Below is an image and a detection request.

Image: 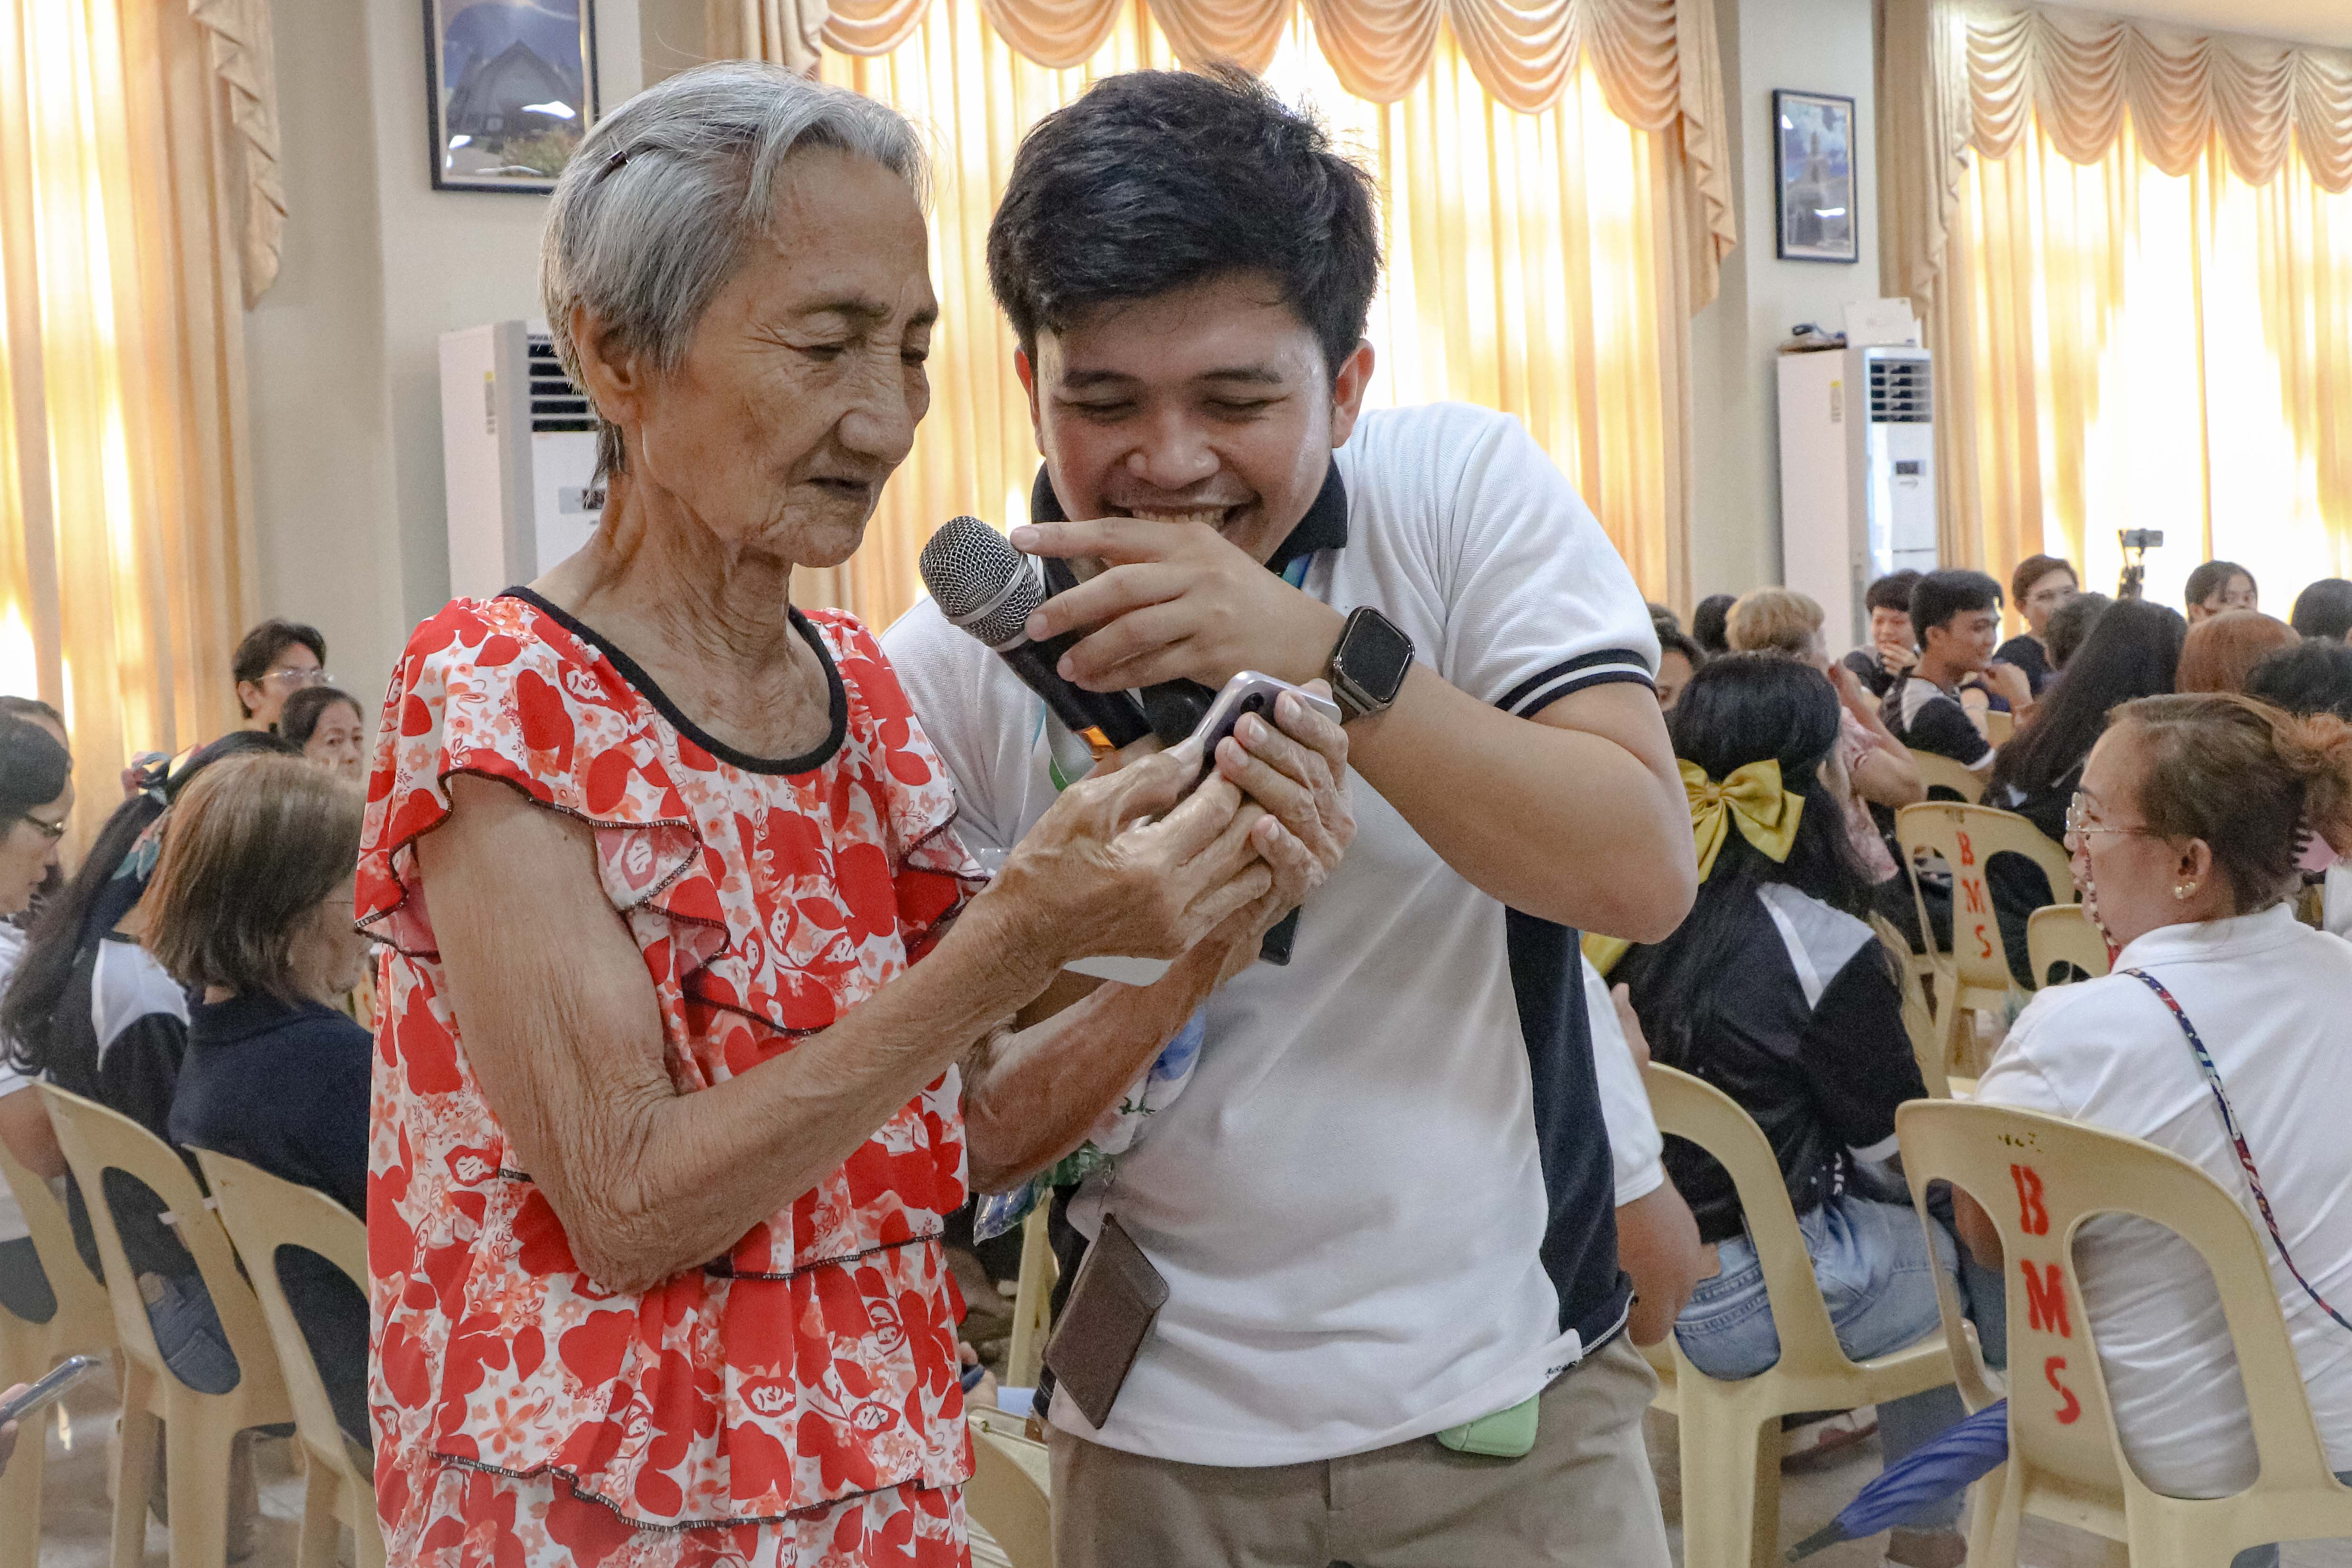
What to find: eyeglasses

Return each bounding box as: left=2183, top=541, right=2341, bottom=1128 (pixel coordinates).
left=12, top=812, right=66, bottom=843
left=263, top=667, right=333, bottom=688
left=2064, top=792, right=2158, bottom=843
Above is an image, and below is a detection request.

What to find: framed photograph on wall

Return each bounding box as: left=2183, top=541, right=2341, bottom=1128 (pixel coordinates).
left=1774, top=90, right=1857, bottom=262
left=426, top=0, right=599, bottom=194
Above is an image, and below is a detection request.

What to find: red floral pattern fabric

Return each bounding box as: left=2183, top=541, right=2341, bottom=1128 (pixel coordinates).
left=358, top=594, right=982, bottom=1553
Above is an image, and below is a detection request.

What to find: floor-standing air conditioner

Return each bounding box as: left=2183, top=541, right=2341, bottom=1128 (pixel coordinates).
left=439, top=321, right=602, bottom=602
left=1777, top=345, right=1938, bottom=649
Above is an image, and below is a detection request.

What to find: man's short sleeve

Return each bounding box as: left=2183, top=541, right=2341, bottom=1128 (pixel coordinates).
left=1912, top=693, right=1994, bottom=770
left=1394, top=407, right=1658, bottom=719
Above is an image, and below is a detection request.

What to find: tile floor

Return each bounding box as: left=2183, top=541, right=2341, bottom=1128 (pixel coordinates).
left=23, top=1367, right=2352, bottom=1566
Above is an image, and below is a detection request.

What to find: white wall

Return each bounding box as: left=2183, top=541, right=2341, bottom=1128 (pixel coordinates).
left=1686, top=0, right=1880, bottom=603
left=246, top=0, right=641, bottom=705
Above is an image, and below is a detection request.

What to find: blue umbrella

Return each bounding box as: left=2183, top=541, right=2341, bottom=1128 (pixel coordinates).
left=1786, top=1400, right=2010, bottom=1560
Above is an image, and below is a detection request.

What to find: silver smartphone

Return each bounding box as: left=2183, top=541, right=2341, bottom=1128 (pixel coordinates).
left=1190, top=671, right=1342, bottom=784
left=0, top=1354, right=103, bottom=1425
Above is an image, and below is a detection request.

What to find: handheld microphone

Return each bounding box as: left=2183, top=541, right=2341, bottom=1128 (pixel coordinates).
left=920, top=516, right=1152, bottom=749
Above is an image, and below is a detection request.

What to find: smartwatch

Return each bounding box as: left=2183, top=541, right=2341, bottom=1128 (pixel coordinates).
left=1324, top=605, right=1414, bottom=723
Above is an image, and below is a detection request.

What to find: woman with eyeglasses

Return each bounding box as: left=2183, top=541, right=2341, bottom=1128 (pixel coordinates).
left=0, top=715, right=73, bottom=1329
left=1965, top=694, right=2352, bottom=1565
left=230, top=618, right=330, bottom=733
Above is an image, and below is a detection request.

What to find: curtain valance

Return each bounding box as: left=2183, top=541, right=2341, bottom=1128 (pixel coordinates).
left=713, top=0, right=1733, bottom=293
left=188, top=0, right=284, bottom=302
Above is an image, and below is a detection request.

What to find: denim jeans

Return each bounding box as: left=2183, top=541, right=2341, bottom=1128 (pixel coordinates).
left=1674, top=1191, right=2008, bottom=1532
left=144, top=1270, right=241, bottom=1394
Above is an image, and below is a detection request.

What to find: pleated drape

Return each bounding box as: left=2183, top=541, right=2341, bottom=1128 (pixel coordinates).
left=0, top=0, right=274, bottom=847
left=1879, top=0, right=2352, bottom=612
left=761, top=0, right=1724, bottom=623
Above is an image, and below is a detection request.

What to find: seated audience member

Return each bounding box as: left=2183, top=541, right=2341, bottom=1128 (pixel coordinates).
left=1884, top=569, right=2022, bottom=772
left=0, top=717, right=72, bottom=1326
left=1582, top=959, right=1702, bottom=1346
left=1617, top=654, right=2002, bottom=1568
left=2184, top=559, right=2258, bottom=624
left=1656, top=625, right=1702, bottom=714
left=1989, top=600, right=2186, bottom=844
left=1996, top=554, right=2078, bottom=697
left=1648, top=601, right=1681, bottom=634
left=1845, top=568, right=1925, bottom=699
left=1691, top=592, right=1736, bottom=658
left=1967, top=694, right=2352, bottom=1566
left=148, top=754, right=373, bottom=1449
left=2244, top=641, right=2352, bottom=941
left=1727, top=588, right=1920, bottom=880
left=231, top=618, right=328, bottom=733
left=0, top=733, right=295, bottom=1375
left=2178, top=610, right=2298, bottom=695
left=2045, top=590, right=2113, bottom=673
left=2289, top=578, right=2352, bottom=643
left=0, top=697, right=66, bottom=752
left=277, top=685, right=366, bottom=784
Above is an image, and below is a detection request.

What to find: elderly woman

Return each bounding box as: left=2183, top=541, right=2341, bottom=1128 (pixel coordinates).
left=1967, top=694, right=2352, bottom=1566
left=358, top=64, right=1349, bottom=1566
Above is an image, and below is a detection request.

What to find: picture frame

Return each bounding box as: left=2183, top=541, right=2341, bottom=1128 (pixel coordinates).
left=425, top=0, right=600, bottom=194
left=1774, top=90, right=1858, bottom=263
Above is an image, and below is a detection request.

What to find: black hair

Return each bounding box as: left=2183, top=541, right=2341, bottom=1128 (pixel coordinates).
left=231, top=619, right=327, bottom=718
left=1690, top=593, right=1737, bottom=658
left=1989, top=599, right=2184, bottom=805
left=1657, top=626, right=1703, bottom=672
left=2290, top=578, right=2352, bottom=642
left=278, top=685, right=363, bottom=750
left=0, top=696, right=63, bottom=737
left=1619, top=655, right=1882, bottom=1070
left=2044, top=591, right=2113, bottom=670
left=985, top=67, right=1381, bottom=384
left=1, top=730, right=295, bottom=1079
left=1647, top=602, right=1682, bottom=634
left=1910, top=569, right=2003, bottom=638
left=2246, top=640, right=2352, bottom=723
left=0, top=717, right=70, bottom=828
left=1864, top=570, right=1924, bottom=617
left=2185, top=560, right=2255, bottom=612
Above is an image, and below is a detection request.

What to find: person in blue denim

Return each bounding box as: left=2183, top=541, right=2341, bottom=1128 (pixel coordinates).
left=1615, top=654, right=2005, bottom=1568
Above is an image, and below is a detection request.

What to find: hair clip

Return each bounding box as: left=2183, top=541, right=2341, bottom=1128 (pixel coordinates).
left=603, top=146, right=631, bottom=174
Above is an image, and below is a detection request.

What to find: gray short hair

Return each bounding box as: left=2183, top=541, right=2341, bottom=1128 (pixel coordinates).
left=540, top=62, right=928, bottom=481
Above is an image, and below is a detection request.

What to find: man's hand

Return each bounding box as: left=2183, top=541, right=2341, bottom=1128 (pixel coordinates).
left=1982, top=660, right=2034, bottom=712
left=1874, top=639, right=1918, bottom=679
left=1011, top=518, right=1345, bottom=691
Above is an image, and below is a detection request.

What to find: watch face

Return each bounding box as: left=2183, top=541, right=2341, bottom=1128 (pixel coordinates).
left=1343, top=610, right=1414, bottom=705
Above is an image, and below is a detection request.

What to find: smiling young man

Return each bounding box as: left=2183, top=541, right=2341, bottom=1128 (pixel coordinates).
left=882, top=68, right=1693, bottom=1567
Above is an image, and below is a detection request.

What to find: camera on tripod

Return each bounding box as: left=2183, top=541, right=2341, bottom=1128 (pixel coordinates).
left=2119, top=528, right=2163, bottom=600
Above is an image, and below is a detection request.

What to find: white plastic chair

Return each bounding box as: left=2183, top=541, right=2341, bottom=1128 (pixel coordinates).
left=0, top=1126, right=115, bottom=1568
left=1895, top=802, right=2076, bottom=1081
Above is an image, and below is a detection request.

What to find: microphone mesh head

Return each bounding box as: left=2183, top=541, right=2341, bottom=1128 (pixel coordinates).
left=921, top=516, right=1041, bottom=647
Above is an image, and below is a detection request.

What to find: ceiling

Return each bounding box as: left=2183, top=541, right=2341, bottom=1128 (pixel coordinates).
left=2096, top=0, right=2352, bottom=48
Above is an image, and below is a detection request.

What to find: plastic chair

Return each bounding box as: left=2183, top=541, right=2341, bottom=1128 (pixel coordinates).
left=191, top=1149, right=382, bottom=1568
left=1983, top=709, right=2015, bottom=746
left=1643, top=1063, right=1959, bottom=1567
left=38, top=1085, right=293, bottom=1568
left=1874, top=911, right=1953, bottom=1099
left=1910, top=749, right=1987, bottom=805
left=0, top=1126, right=115, bottom=1568
left=1897, top=1100, right=2352, bottom=1568
left=1895, top=803, right=2077, bottom=1080
left=1004, top=1205, right=1057, bottom=1391
left=966, top=1407, right=1052, bottom=1568
left=2026, top=903, right=2109, bottom=989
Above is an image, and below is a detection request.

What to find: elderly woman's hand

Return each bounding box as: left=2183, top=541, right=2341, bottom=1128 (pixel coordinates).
left=984, top=744, right=1280, bottom=968
left=1211, top=681, right=1352, bottom=887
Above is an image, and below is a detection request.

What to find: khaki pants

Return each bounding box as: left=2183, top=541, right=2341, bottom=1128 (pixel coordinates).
left=1048, top=1336, right=1670, bottom=1568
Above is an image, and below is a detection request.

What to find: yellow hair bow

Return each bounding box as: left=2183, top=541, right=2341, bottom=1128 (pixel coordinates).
left=1683, top=757, right=1804, bottom=883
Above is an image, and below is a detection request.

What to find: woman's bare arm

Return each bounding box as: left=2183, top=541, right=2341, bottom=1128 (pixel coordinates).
left=419, top=749, right=1272, bottom=1294
left=0, top=1088, right=62, bottom=1180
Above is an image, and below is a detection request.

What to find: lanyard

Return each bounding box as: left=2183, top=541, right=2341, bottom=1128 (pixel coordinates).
left=2122, top=966, right=2352, bottom=1335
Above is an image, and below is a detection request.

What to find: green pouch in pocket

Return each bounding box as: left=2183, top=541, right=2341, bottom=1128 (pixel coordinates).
left=1433, top=1393, right=1539, bottom=1458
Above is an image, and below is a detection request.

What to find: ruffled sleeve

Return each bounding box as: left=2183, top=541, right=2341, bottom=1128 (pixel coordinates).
left=355, top=597, right=727, bottom=977
left=813, top=610, right=985, bottom=961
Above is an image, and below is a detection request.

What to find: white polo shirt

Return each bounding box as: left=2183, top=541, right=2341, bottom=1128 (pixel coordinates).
left=883, top=402, right=1660, bottom=1464
left=1977, top=904, right=2352, bottom=1498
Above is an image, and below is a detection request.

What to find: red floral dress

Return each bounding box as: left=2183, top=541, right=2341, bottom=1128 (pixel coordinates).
left=357, top=593, right=982, bottom=1567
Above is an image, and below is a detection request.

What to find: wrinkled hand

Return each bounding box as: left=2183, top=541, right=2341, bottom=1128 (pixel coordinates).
left=1011, top=518, right=1347, bottom=691
left=985, top=744, right=1279, bottom=969
left=1196, top=683, right=1355, bottom=979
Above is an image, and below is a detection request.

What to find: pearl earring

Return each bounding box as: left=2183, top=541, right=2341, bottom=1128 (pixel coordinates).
left=2175, top=883, right=2195, bottom=901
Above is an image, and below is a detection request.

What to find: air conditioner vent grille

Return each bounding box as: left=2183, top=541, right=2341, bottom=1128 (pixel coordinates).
left=1867, top=359, right=1933, bottom=424
left=527, top=336, right=598, bottom=433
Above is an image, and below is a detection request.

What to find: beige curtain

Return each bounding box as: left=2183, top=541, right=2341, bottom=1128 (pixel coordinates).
left=1879, top=0, right=2352, bottom=611
left=778, top=0, right=1728, bottom=625
left=0, top=0, right=276, bottom=846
